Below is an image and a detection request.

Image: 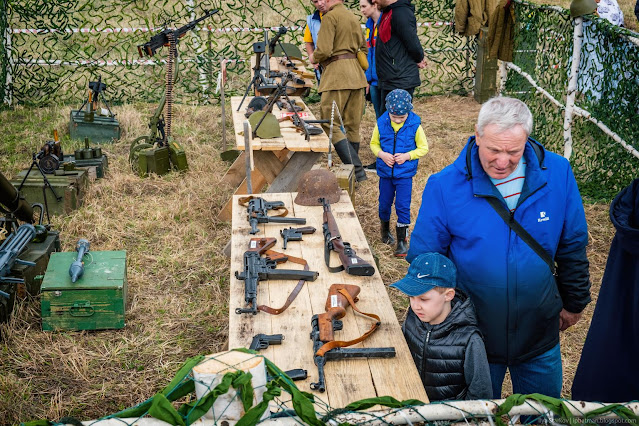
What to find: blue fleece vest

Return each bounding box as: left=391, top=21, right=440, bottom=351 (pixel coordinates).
left=306, top=11, right=321, bottom=48
left=376, top=111, right=420, bottom=179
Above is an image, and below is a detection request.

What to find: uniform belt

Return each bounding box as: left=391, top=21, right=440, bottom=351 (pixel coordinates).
left=320, top=53, right=356, bottom=68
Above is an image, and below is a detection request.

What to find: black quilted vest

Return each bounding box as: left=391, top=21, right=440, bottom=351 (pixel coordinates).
left=402, top=290, right=482, bottom=401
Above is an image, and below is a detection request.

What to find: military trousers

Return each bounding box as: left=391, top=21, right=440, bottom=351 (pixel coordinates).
left=320, top=88, right=365, bottom=144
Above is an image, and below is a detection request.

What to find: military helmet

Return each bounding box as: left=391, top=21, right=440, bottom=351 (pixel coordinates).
left=294, top=169, right=341, bottom=206
left=570, top=0, right=597, bottom=17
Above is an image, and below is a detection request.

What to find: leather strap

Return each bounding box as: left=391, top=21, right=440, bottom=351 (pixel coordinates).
left=315, top=288, right=381, bottom=356
left=238, top=195, right=288, bottom=218
left=257, top=249, right=311, bottom=315
left=320, top=53, right=356, bottom=68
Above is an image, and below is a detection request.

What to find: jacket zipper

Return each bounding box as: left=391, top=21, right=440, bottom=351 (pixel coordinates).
left=421, top=329, right=432, bottom=371
left=391, top=129, right=398, bottom=178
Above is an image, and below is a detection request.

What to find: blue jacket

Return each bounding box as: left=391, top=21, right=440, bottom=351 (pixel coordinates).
left=376, top=111, right=420, bottom=179
left=407, top=137, right=591, bottom=364
left=364, top=17, right=378, bottom=86
left=306, top=11, right=321, bottom=48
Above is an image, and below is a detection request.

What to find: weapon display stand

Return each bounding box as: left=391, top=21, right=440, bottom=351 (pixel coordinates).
left=228, top=192, right=429, bottom=407
left=217, top=96, right=329, bottom=222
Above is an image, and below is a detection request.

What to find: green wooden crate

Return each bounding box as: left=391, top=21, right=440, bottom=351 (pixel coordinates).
left=69, top=110, right=121, bottom=144
left=11, top=169, right=88, bottom=216
left=41, top=250, right=127, bottom=331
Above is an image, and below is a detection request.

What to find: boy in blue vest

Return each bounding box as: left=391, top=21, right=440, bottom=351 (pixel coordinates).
left=370, top=89, right=428, bottom=256
left=390, top=252, right=492, bottom=401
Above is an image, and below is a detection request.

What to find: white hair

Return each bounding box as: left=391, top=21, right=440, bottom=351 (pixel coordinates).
left=476, top=96, right=533, bottom=137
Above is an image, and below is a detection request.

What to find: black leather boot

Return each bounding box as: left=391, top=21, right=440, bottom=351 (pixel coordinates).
left=333, top=139, right=367, bottom=182
left=350, top=141, right=360, bottom=154
left=394, top=225, right=408, bottom=257
left=380, top=220, right=396, bottom=245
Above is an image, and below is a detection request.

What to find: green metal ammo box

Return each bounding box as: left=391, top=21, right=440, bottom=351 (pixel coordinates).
left=69, top=110, right=121, bottom=144
left=41, top=250, right=127, bottom=331
left=139, top=146, right=171, bottom=177
left=168, top=141, right=188, bottom=172
left=63, top=154, right=109, bottom=179
left=11, top=169, right=89, bottom=216
left=10, top=231, right=61, bottom=297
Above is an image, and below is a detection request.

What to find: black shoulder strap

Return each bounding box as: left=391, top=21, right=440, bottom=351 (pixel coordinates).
left=484, top=197, right=557, bottom=276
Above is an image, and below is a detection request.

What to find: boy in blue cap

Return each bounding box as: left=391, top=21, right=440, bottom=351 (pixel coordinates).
left=390, top=252, right=492, bottom=401
left=370, top=89, right=428, bottom=257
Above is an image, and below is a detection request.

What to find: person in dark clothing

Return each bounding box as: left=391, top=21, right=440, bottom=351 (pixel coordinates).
left=572, top=178, right=639, bottom=402
left=373, top=0, right=426, bottom=115
left=390, top=252, right=492, bottom=401
left=635, top=0, right=639, bottom=22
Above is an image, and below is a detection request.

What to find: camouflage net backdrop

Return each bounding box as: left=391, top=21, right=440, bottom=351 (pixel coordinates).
left=21, top=350, right=639, bottom=426
left=0, top=0, right=475, bottom=107
left=504, top=0, right=639, bottom=201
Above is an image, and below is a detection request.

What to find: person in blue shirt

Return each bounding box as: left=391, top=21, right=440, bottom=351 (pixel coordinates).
left=370, top=89, right=428, bottom=256
left=360, top=0, right=382, bottom=118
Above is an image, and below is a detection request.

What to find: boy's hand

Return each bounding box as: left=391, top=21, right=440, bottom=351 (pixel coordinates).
left=394, top=152, right=411, bottom=165
left=378, top=151, right=395, bottom=167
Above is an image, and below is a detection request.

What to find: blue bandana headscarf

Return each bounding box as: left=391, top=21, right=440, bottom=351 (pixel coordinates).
left=385, top=89, right=413, bottom=115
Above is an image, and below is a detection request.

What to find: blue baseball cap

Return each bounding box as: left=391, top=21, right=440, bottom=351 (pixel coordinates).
left=385, top=89, right=413, bottom=116
left=390, top=252, right=457, bottom=296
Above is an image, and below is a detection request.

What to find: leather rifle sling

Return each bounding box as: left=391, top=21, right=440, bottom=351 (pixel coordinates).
left=238, top=195, right=289, bottom=217
left=257, top=249, right=311, bottom=315
left=315, top=288, right=382, bottom=357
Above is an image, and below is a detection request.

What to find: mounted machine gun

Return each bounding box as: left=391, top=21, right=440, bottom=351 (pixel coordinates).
left=129, top=9, right=218, bottom=176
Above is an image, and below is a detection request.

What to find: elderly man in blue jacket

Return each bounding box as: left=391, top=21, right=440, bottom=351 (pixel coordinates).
left=407, top=96, right=591, bottom=398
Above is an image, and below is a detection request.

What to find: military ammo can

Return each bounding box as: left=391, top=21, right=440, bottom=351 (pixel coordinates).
left=40, top=250, right=127, bottom=331
left=335, top=164, right=355, bottom=205
left=69, top=110, right=121, bottom=144
left=63, top=154, right=109, bottom=180
left=139, top=146, right=171, bottom=177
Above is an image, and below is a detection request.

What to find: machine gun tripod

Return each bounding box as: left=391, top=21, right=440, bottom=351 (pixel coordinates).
left=74, top=75, right=116, bottom=122
left=129, top=9, right=218, bottom=175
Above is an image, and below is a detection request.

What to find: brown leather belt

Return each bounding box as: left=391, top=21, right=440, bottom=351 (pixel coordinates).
left=320, top=53, right=356, bottom=68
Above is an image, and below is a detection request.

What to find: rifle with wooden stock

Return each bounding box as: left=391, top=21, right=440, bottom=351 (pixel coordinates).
left=320, top=198, right=375, bottom=276
left=310, top=284, right=395, bottom=392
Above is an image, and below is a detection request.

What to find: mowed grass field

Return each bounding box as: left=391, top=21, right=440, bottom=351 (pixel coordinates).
left=1, top=0, right=636, bottom=423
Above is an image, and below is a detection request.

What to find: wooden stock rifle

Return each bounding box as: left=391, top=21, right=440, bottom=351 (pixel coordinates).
left=320, top=198, right=375, bottom=276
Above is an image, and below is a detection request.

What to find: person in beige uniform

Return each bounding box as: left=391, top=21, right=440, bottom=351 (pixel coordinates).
left=312, top=0, right=368, bottom=182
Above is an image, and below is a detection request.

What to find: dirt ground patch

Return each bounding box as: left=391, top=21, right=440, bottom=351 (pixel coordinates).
left=0, top=95, right=615, bottom=423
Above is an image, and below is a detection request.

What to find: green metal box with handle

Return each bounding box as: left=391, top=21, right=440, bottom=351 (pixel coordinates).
left=41, top=250, right=127, bottom=331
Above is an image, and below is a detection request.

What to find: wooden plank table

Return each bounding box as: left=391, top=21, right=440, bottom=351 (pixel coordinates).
left=218, top=96, right=329, bottom=222
left=229, top=192, right=429, bottom=411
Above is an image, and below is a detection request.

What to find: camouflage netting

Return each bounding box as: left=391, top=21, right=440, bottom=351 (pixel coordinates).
left=20, top=351, right=639, bottom=426
left=504, top=0, right=639, bottom=201
left=1, top=0, right=476, bottom=107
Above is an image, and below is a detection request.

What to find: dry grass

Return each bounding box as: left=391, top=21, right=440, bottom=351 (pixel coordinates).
left=0, top=93, right=616, bottom=424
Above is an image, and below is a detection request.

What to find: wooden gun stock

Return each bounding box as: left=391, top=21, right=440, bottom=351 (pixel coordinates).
left=317, top=284, right=360, bottom=342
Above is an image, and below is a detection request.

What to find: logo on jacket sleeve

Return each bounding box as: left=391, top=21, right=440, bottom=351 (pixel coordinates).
left=538, top=211, right=550, bottom=222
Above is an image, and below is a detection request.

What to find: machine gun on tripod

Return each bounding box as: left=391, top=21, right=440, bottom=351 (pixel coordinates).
left=129, top=9, right=218, bottom=176
left=74, top=75, right=116, bottom=123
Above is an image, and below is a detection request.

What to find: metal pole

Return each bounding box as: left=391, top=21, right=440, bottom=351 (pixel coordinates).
left=221, top=60, right=227, bottom=151
left=244, top=121, right=253, bottom=194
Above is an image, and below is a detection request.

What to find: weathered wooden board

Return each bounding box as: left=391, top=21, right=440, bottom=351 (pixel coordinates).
left=229, top=192, right=429, bottom=411
left=230, top=96, right=329, bottom=153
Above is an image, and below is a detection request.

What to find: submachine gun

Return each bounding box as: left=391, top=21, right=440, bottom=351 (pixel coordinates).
left=310, top=284, right=396, bottom=392
left=235, top=237, right=318, bottom=315
left=321, top=198, right=375, bottom=276
left=129, top=9, right=218, bottom=176
left=239, top=196, right=306, bottom=235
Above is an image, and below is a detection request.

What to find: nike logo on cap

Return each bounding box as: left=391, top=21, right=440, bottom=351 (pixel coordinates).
left=416, top=273, right=431, bottom=279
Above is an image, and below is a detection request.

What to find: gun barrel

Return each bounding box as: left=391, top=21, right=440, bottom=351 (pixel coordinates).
left=265, top=268, right=318, bottom=282
left=0, top=171, right=33, bottom=223
left=263, top=216, right=306, bottom=225
left=175, top=9, right=219, bottom=35
left=0, top=224, right=36, bottom=278
left=324, top=347, right=396, bottom=360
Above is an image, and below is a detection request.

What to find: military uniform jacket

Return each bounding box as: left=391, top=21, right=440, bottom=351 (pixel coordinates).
left=313, top=3, right=368, bottom=93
